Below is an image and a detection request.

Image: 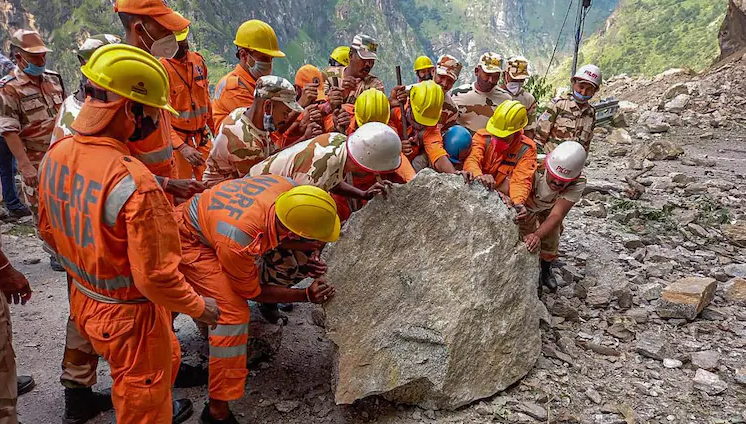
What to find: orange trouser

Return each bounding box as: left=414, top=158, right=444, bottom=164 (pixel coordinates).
left=179, top=238, right=249, bottom=401
left=174, top=138, right=212, bottom=181
left=70, top=284, right=180, bottom=424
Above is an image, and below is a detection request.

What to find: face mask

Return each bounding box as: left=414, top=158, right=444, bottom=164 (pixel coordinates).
left=128, top=103, right=161, bottom=141
left=250, top=57, right=273, bottom=78
left=19, top=57, right=45, bottom=77
left=506, top=82, right=523, bottom=95
left=140, top=25, right=178, bottom=59
left=573, top=90, right=593, bottom=103
left=263, top=109, right=276, bottom=133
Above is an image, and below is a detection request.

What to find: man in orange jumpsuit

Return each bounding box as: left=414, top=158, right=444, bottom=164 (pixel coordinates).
left=37, top=44, right=220, bottom=424
left=177, top=176, right=337, bottom=423
left=213, top=20, right=286, bottom=128
left=162, top=22, right=216, bottom=180
left=463, top=100, right=537, bottom=219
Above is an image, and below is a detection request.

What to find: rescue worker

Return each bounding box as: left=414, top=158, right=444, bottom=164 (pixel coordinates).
left=212, top=20, right=285, bottom=128
left=390, top=81, right=456, bottom=174
left=323, top=34, right=385, bottom=105
left=116, top=0, right=206, bottom=199
left=462, top=100, right=537, bottom=215
left=0, top=29, right=65, bottom=271
left=443, top=125, right=472, bottom=170
left=248, top=123, right=401, bottom=198
left=51, top=34, right=122, bottom=146
left=534, top=64, right=601, bottom=154
left=517, top=141, right=587, bottom=291
left=162, top=19, right=216, bottom=180
left=327, top=46, right=350, bottom=68
left=452, top=52, right=511, bottom=134
left=176, top=177, right=337, bottom=423
left=0, top=240, right=33, bottom=424
left=501, top=56, right=537, bottom=139
left=284, top=64, right=326, bottom=145
left=413, top=56, right=435, bottom=82
left=203, top=76, right=303, bottom=186
left=434, top=54, right=463, bottom=130
left=37, top=44, right=220, bottom=424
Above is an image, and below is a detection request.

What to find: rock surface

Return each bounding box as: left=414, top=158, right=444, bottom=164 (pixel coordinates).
left=322, top=170, right=544, bottom=409
left=657, top=277, right=717, bottom=320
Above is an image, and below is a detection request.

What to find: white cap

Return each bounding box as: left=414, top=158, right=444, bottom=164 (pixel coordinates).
left=346, top=122, right=402, bottom=173
left=545, top=141, right=587, bottom=181
left=572, top=64, right=602, bottom=88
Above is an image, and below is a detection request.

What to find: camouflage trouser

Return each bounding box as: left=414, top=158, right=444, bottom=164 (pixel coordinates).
left=20, top=181, right=37, bottom=225
left=60, top=275, right=98, bottom=389
left=0, top=294, right=18, bottom=424
left=259, top=247, right=316, bottom=287
left=518, top=209, right=561, bottom=262
left=410, top=154, right=430, bottom=173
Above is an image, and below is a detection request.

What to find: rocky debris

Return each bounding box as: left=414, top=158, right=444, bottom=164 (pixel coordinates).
left=690, top=350, right=720, bottom=370
left=632, top=140, right=684, bottom=161
left=639, top=111, right=671, bottom=133
left=517, top=402, right=547, bottom=421
left=639, top=282, right=664, bottom=301
left=323, top=170, right=545, bottom=409
left=657, top=277, right=717, bottom=320
left=692, top=369, right=727, bottom=395
left=719, top=0, right=746, bottom=60
left=586, top=388, right=602, bottom=404
left=248, top=302, right=284, bottom=364
left=661, top=83, right=691, bottom=101
left=736, top=368, right=746, bottom=386
left=636, top=331, right=670, bottom=360
left=663, top=358, right=683, bottom=369
left=663, top=94, right=690, bottom=113
left=722, top=222, right=746, bottom=247
left=606, top=128, right=633, bottom=145
left=274, top=400, right=301, bottom=413
left=723, top=277, right=746, bottom=303
left=585, top=202, right=608, bottom=218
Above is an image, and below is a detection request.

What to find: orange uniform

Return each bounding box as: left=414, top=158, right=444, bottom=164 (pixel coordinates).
left=212, top=64, right=257, bottom=129
left=463, top=129, right=537, bottom=204
left=176, top=175, right=294, bottom=401
left=390, top=106, right=448, bottom=165
left=162, top=51, right=216, bottom=180
left=37, top=134, right=205, bottom=424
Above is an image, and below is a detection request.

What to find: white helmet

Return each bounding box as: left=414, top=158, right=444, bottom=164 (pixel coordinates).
left=346, top=122, right=402, bottom=173
left=572, top=64, right=602, bottom=88
left=545, top=141, right=587, bottom=182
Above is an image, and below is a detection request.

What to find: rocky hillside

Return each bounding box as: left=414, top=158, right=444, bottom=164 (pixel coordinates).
left=1, top=0, right=619, bottom=90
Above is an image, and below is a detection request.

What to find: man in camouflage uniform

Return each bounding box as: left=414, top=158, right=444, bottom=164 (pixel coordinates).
left=451, top=52, right=511, bottom=134
left=323, top=34, right=385, bottom=105
left=203, top=76, right=303, bottom=186
left=534, top=64, right=602, bottom=154
left=0, top=53, right=30, bottom=219
left=433, top=55, right=463, bottom=131
left=0, top=30, right=65, bottom=271
left=501, top=56, right=538, bottom=139
left=50, top=34, right=122, bottom=146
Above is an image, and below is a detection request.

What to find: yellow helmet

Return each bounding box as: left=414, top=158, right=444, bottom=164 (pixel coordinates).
left=486, top=100, right=528, bottom=138
left=330, top=46, right=350, bottom=66
left=275, top=185, right=340, bottom=243
left=414, top=56, right=434, bottom=71
left=354, top=88, right=390, bottom=127
left=81, top=44, right=177, bottom=115
left=234, top=20, right=285, bottom=58
left=409, top=80, right=444, bottom=127
left=173, top=12, right=189, bottom=42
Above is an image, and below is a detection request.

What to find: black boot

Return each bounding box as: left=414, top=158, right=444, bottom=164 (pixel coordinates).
left=173, top=399, right=194, bottom=424
left=62, top=387, right=113, bottom=424
left=16, top=375, right=34, bottom=396
left=174, top=363, right=208, bottom=388
left=200, top=403, right=239, bottom=424
left=50, top=255, right=65, bottom=272
left=540, top=260, right=558, bottom=292
left=258, top=303, right=288, bottom=325
left=278, top=303, right=294, bottom=312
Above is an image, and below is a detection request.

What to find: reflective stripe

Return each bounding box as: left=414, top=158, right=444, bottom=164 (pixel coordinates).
left=210, top=323, right=249, bottom=338
left=103, top=175, right=137, bottom=227
left=209, top=344, right=247, bottom=359
left=72, top=279, right=148, bottom=304
left=187, top=195, right=211, bottom=247
left=133, top=144, right=173, bottom=165
left=516, top=144, right=530, bottom=161
left=58, top=254, right=134, bottom=292
left=216, top=221, right=253, bottom=247
left=177, top=106, right=209, bottom=120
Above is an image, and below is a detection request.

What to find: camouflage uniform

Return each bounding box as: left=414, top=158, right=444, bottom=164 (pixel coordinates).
left=0, top=240, right=17, bottom=424
left=0, top=55, right=14, bottom=79
left=50, top=94, right=82, bottom=146
left=451, top=83, right=511, bottom=134
left=323, top=34, right=385, bottom=104
left=534, top=93, right=596, bottom=154
left=203, top=76, right=303, bottom=186
left=518, top=170, right=587, bottom=262
left=505, top=89, right=537, bottom=133
left=435, top=55, right=463, bottom=128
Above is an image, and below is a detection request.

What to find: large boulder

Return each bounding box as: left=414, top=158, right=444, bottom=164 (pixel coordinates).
left=719, top=0, right=746, bottom=60
left=322, top=170, right=545, bottom=410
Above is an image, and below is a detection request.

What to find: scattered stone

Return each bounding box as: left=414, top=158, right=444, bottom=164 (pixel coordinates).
left=687, top=223, right=710, bottom=239
left=247, top=302, right=284, bottom=365
left=606, top=128, right=633, bottom=145
left=626, top=308, right=650, bottom=324
left=323, top=171, right=545, bottom=409
left=640, top=111, right=671, bottom=133
left=724, top=278, right=746, bottom=303
left=644, top=140, right=684, bottom=160
left=586, top=388, right=602, bottom=404
left=639, top=282, right=664, bottom=301
left=664, top=94, right=690, bottom=113
left=611, top=112, right=628, bottom=128
left=663, top=358, right=683, bottom=369
left=21, top=258, right=40, bottom=265
left=636, top=331, right=669, bottom=360
left=561, top=265, right=584, bottom=283
left=662, top=83, right=691, bottom=100
left=474, top=403, right=492, bottom=416
left=670, top=172, right=693, bottom=186
left=606, top=322, right=635, bottom=341
left=657, top=277, right=717, bottom=320
left=274, top=400, right=300, bottom=413
left=557, top=336, right=577, bottom=355
left=608, top=147, right=629, bottom=157
left=692, top=369, right=727, bottom=395
left=577, top=341, right=621, bottom=357
left=587, top=285, right=613, bottom=308
left=622, top=235, right=644, bottom=250
left=518, top=402, right=547, bottom=421
left=722, top=222, right=746, bottom=247
left=550, top=300, right=580, bottom=322
left=615, top=287, right=633, bottom=309
left=735, top=368, right=746, bottom=386
left=585, top=203, right=608, bottom=218
left=691, top=350, right=720, bottom=370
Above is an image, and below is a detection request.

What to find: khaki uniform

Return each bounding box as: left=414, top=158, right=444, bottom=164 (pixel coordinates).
left=203, top=107, right=278, bottom=186
left=323, top=66, right=385, bottom=105
left=451, top=83, right=511, bottom=134
left=0, top=250, right=17, bottom=424
left=50, top=93, right=83, bottom=146
left=534, top=93, right=596, bottom=154
left=519, top=170, right=586, bottom=261
left=504, top=88, right=538, bottom=133
left=440, top=93, right=459, bottom=129
left=0, top=68, right=65, bottom=216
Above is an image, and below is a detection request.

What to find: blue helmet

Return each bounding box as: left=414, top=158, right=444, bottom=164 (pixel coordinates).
left=444, top=125, right=472, bottom=164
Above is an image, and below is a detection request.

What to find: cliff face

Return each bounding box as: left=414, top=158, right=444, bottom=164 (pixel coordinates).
left=0, top=0, right=620, bottom=89
left=719, top=0, right=746, bottom=60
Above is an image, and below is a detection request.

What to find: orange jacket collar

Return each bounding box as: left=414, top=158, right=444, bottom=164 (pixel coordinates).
left=73, top=134, right=131, bottom=156
left=233, top=63, right=254, bottom=84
